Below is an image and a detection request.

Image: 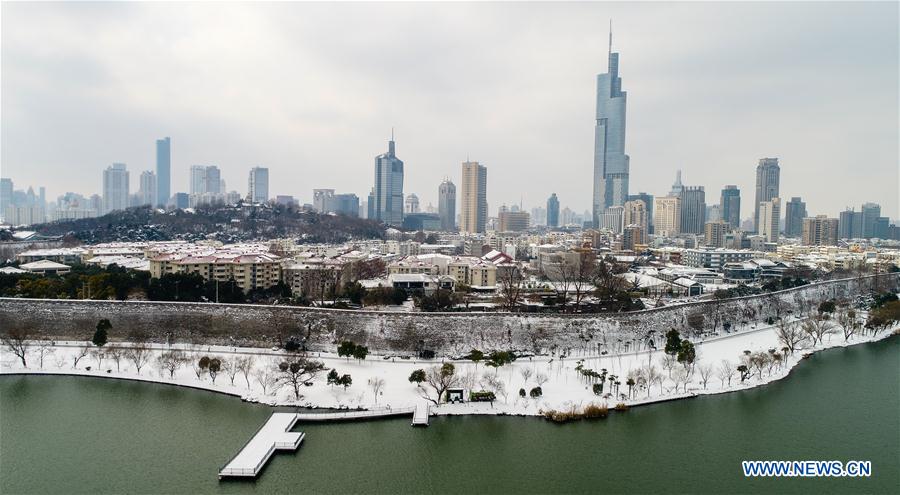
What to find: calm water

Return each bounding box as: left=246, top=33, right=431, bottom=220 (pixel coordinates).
left=2, top=336, right=898, bottom=494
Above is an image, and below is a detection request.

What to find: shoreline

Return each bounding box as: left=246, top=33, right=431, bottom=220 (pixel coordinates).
left=3, top=329, right=896, bottom=419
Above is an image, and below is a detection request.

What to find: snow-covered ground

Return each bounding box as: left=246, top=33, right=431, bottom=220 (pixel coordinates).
left=2, top=315, right=897, bottom=417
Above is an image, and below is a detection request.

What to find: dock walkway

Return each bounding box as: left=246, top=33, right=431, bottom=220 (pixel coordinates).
left=219, top=413, right=304, bottom=478
left=412, top=402, right=430, bottom=426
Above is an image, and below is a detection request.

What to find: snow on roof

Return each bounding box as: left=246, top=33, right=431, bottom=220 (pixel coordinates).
left=673, top=277, right=702, bottom=287
left=12, top=231, right=37, bottom=240
left=0, top=266, right=27, bottom=274
left=20, top=260, right=71, bottom=271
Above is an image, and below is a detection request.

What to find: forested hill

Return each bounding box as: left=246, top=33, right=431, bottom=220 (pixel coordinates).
left=32, top=204, right=386, bottom=244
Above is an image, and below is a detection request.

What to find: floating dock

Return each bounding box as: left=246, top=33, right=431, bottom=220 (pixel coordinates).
left=219, top=413, right=304, bottom=479
left=412, top=402, right=430, bottom=426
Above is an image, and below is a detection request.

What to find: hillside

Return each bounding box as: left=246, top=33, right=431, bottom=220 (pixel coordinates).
left=31, top=204, right=386, bottom=244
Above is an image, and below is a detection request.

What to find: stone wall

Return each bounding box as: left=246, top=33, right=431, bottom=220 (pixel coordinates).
left=1, top=273, right=895, bottom=356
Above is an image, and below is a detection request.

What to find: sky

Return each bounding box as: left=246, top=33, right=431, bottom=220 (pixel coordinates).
left=2, top=2, right=898, bottom=220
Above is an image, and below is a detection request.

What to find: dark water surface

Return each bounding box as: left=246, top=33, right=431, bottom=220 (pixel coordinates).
left=2, top=336, right=898, bottom=494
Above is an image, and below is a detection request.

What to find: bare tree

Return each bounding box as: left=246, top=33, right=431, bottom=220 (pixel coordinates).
left=421, top=363, right=460, bottom=405
left=222, top=358, right=240, bottom=385
left=660, top=354, right=676, bottom=378
left=802, top=314, right=835, bottom=346
left=34, top=340, right=55, bottom=369
left=368, top=377, right=386, bottom=403
left=698, top=363, right=713, bottom=389
left=91, top=348, right=106, bottom=369
left=716, top=359, right=735, bottom=387
left=520, top=368, right=533, bottom=387
left=481, top=372, right=507, bottom=403
left=236, top=356, right=254, bottom=388
left=835, top=306, right=860, bottom=342
left=775, top=319, right=807, bottom=355
left=275, top=357, right=326, bottom=400
left=535, top=372, right=550, bottom=387
left=126, top=344, right=152, bottom=374
left=497, top=264, right=526, bottom=311
left=253, top=365, right=278, bottom=395
left=157, top=350, right=186, bottom=379
left=1, top=327, right=30, bottom=367
left=106, top=344, right=124, bottom=371
left=72, top=343, right=91, bottom=369
left=645, top=365, right=661, bottom=398
left=671, top=367, right=690, bottom=393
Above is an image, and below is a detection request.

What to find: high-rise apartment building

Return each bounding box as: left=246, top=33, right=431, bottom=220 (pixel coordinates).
left=720, top=185, right=740, bottom=230
left=155, top=137, right=170, bottom=207
left=138, top=171, right=157, bottom=207
left=313, top=189, right=335, bottom=213
left=626, top=192, right=653, bottom=233
left=622, top=224, right=645, bottom=250
left=102, top=163, right=130, bottom=214
left=802, top=215, right=839, bottom=246
left=373, top=136, right=404, bottom=226
left=758, top=197, right=781, bottom=243
left=704, top=220, right=728, bottom=248
left=247, top=167, right=269, bottom=203
left=592, top=29, right=630, bottom=226
left=190, top=165, right=221, bottom=195
left=754, top=158, right=780, bottom=232
left=653, top=196, right=681, bottom=237
left=680, top=186, right=706, bottom=234
left=438, top=179, right=456, bottom=231
left=783, top=197, right=806, bottom=238
left=622, top=199, right=648, bottom=233
left=547, top=193, right=560, bottom=228
left=460, top=161, right=487, bottom=234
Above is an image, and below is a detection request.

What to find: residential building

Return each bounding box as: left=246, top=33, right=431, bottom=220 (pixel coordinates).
left=102, top=163, right=130, bottom=214
left=626, top=192, right=653, bottom=233
left=720, top=185, right=741, bottom=230
left=653, top=196, right=681, bottom=237
left=498, top=210, right=530, bottom=232
left=599, top=206, right=624, bottom=233
left=754, top=158, right=780, bottom=232
left=623, top=224, right=645, bottom=250
left=622, top=199, right=648, bottom=233
left=592, top=28, right=630, bottom=226
left=438, top=179, right=456, bottom=231
left=155, top=137, right=171, bottom=207
left=460, top=161, right=487, bottom=234
left=313, top=189, right=335, bottom=213
left=247, top=167, right=269, bottom=203
left=373, top=136, right=404, bottom=226
left=802, top=215, right=839, bottom=246
left=704, top=220, right=728, bottom=248
left=683, top=247, right=754, bottom=270
left=758, top=197, right=781, bottom=243
left=138, top=171, right=157, bottom=207
left=783, top=197, right=806, bottom=238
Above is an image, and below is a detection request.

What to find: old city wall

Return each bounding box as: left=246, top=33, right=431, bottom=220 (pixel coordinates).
left=1, top=274, right=895, bottom=355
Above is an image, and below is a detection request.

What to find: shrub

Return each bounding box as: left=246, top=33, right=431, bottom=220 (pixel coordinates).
left=519, top=388, right=526, bottom=397
left=614, top=403, right=629, bottom=411
left=529, top=386, right=543, bottom=398
left=592, top=383, right=603, bottom=395
left=582, top=403, right=609, bottom=419
left=469, top=391, right=497, bottom=402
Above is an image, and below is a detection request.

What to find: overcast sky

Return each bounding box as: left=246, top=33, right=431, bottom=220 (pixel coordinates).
left=2, top=2, right=898, bottom=220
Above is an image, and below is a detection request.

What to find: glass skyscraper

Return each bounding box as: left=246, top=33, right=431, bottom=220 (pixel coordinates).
left=592, top=29, right=629, bottom=227
left=374, top=136, right=404, bottom=227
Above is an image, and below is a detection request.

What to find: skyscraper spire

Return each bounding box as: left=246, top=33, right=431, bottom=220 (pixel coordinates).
left=608, top=19, right=613, bottom=56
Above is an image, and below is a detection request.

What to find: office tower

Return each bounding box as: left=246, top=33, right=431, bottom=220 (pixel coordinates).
left=138, top=171, right=157, bottom=207
left=313, top=189, right=335, bottom=213
left=622, top=199, right=648, bottom=233
left=592, top=28, right=630, bottom=226
left=598, top=206, right=624, bottom=233
left=247, top=167, right=269, bottom=203
left=156, top=137, right=171, bottom=207
left=438, top=179, right=456, bottom=231
left=861, top=202, right=881, bottom=238
left=802, top=216, right=839, bottom=246
left=839, top=208, right=864, bottom=239
left=546, top=193, right=560, bottom=228
left=460, top=161, right=487, bottom=234
left=680, top=186, right=706, bottom=234
left=704, top=220, right=728, bottom=248
left=373, top=135, right=405, bottom=226
left=754, top=158, right=780, bottom=232
left=102, top=163, right=130, bottom=214
left=627, top=192, right=654, bottom=234
left=758, top=197, right=781, bottom=243
left=332, top=193, right=359, bottom=217
left=783, top=197, right=807, bottom=238
left=498, top=210, right=530, bottom=232
left=405, top=193, right=420, bottom=214
left=623, top=224, right=645, bottom=250
left=720, top=185, right=741, bottom=230
left=653, top=196, right=681, bottom=237
left=0, top=178, right=12, bottom=222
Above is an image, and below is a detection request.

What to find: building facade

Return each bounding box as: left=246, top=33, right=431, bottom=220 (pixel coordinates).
left=758, top=197, right=781, bottom=243
left=460, top=161, right=487, bottom=234
left=680, top=186, right=706, bottom=234
left=783, top=197, right=806, bottom=238
left=720, top=185, right=740, bottom=230
left=802, top=216, right=839, bottom=246
left=653, top=196, right=681, bottom=237
left=138, top=171, right=157, bottom=207
left=102, top=163, right=130, bottom=214
left=247, top=167, right=269, bottom=203
left=438, top=179, right=456, bottom=231
left=754, top=158, right=780, bottom=232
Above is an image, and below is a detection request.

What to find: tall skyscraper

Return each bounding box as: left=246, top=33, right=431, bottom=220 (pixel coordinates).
left=405, top=193, right=420, bottom=214
left=783, top=197, right=807, bottom=238
left=653, top=196, right=681, bottom=237
left=759, top=197, right=781, bottom=243
left=138, top=171, right=157, bottom=207
left=720, top=185, right=741, bottom=230
left=438, top=179, right=456, bottom=231
left=460, top=161, right=487, bottom=234
left=247, top=167, right=269, bottom=203
left=102, top=163, right=130, bottom=214
left=592, top=28, right=630, bottom=227
left=680, top=186, right=706, bottom=234
left=754, top=158, right=780, bottom=232
left=155, top=137, right=170, bottom=207
left=546, top=193, right=560, bottom=228
left=373, top=135, right=404, bottom=226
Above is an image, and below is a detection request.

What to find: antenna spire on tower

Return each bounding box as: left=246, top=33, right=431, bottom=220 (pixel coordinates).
left=608, top=19, right=613, bottom=56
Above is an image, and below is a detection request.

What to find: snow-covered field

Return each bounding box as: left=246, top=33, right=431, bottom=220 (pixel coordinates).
left=2, top=315, right=897, bottom=418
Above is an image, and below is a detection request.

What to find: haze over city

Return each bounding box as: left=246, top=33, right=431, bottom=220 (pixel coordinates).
left=2, top=1, right=897, bottom=218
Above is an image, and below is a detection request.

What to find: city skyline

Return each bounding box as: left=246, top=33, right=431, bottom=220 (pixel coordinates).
left=1, top=2, right=897, bottom=219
